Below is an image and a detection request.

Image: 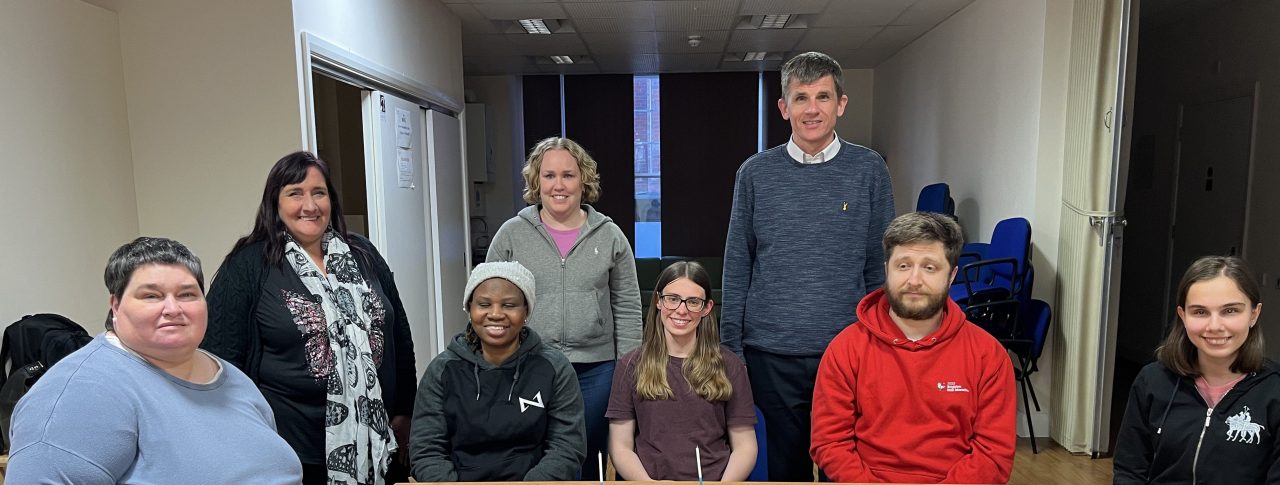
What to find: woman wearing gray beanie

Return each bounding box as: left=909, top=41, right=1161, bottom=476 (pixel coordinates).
left=408, top=262, right=586, bottom=482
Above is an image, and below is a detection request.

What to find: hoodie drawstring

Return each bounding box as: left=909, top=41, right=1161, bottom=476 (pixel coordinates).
left=507, top=354, right=526, bottom=401
left=473, top=362, right=481, bottom=401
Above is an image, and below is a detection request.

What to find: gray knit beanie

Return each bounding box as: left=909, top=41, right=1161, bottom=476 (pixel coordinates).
left=463, top=261, right=536, bottom=313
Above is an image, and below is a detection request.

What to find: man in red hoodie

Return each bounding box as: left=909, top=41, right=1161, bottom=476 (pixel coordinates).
left=810, top=212, right=1016, bottom=483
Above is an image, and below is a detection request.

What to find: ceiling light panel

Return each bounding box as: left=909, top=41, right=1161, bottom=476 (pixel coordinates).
left=519, top=19, right=551, bottom=34
left=759, top=14, right=792, bottom=28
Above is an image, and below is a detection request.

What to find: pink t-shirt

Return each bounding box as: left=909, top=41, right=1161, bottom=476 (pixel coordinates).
left=544, top=224, right=580, bottom=259
left=1195, top=373, right=1247, bottom=407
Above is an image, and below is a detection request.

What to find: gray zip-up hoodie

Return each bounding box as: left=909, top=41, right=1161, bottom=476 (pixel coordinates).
left=486, top=204, right=642, bottom=362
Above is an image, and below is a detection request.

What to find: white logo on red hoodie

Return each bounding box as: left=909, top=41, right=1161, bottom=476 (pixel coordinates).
left=936, top=381, right=970, bottom=393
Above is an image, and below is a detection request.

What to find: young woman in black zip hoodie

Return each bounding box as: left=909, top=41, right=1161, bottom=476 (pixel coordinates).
left=409, top=262, right=586, bottom=482
left=1114, top=256, right=1279, bottom=484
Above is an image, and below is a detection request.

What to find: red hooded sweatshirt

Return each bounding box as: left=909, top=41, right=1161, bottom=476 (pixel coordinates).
left=810, top=288, right=1016, bottom=484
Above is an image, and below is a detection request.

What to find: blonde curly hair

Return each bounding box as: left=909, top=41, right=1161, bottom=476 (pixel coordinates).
left=521, top=137, right=602, bottom=204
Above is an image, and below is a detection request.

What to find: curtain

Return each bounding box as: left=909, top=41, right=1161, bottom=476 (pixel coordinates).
left=564, top=75, right=636, bottom=244
left=658, top=72, right=760, bottom=257
left=522, top=75, right=562, bottom=156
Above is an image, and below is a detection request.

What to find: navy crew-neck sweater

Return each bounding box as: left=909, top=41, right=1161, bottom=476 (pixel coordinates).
left=720, top=140, right=894, bottom=356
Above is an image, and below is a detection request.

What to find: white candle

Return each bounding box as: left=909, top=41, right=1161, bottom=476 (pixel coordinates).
left=597, top=451, right=604, bottom=484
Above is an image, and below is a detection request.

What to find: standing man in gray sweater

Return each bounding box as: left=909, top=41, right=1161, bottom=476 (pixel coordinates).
left=721, top=51, right=894, bottom=482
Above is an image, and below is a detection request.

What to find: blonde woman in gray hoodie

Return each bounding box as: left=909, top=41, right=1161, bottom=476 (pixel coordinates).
left=487, top=136, right=643, bottom=479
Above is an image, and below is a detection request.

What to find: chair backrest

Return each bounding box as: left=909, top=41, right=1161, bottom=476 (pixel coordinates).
left=748, top=405, right=768, bottom=481
left=916, top=183, right=952, bottom=215
left=985, top=218, right=1032, bottom=286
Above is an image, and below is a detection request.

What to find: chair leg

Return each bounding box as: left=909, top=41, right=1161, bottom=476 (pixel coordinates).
left=1023, top=357, right=1041, bottom=412
left=1015, top=357, right=1038, bottom=454
left=1028, top=377, right=1041, bottom=412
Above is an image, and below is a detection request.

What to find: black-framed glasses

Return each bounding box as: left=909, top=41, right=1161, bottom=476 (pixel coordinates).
left=658, top=294, right=707, bottom=312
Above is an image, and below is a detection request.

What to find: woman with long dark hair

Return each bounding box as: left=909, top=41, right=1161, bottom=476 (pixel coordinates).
left=203, top=151, right=416, bottom=485
left=1114, top=255, right=1278, bottom=484
left=606, top=260, right=756, bottom=481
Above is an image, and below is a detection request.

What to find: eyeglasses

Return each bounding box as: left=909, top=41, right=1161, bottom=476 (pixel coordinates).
left=658, top=294, right=707, bottom=312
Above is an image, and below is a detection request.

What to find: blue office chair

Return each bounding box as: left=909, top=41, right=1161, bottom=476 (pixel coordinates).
left=915, top=182, right=955, bottom=218
left=748, top=406, right=768, bottom=481
left=1001, top=298, right=1051, bottom=453
left=950, top=217, right=1032, bottom=308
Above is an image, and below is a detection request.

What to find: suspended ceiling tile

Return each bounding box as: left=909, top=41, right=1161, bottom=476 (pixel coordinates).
left=473, top=2, right=568, bottom=20
left=815, top=0, right=909, bottom=27
left=725, top=28, right=806, bottom=52
left=582, top=32, right=660, bottom=53
left=563, top=1, right=654, bottom=19
left=657, top=30, right=730, bottom=52
left=504, top=33, right=591, bottom=55
left=651, top=0, right=740, bottom=17
left=655, top=15, right=736, bottom=32
left=894, top=0, right=974, bottom=26
left=658, top=53, right=725, bottom=72
left=573, top=17, right=657, bottom=32
left=859, top=24, right=934, bottom=51
left=794, top=27, right=881, bottom=52
left=740, top=0, right=831, bottom=15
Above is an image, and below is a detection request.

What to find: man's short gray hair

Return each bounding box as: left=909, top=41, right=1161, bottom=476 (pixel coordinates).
left=780, top=51, right=845, bottom=100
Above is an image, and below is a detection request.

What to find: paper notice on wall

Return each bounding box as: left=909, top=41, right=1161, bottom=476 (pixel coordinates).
left=397, top=148, right=413, bottom=188
left=395, top=108, right=412, bottom=148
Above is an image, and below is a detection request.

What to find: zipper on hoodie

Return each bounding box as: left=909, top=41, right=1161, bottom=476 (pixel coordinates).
left=560, top=258, right=567, bottom=351
left=534, top=211, right=605, bottom=354
left=1191, top=406, right=1212, bottom=483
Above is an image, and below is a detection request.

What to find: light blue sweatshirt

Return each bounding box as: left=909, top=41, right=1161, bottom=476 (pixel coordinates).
left=7, top=335, right=302, bottom=484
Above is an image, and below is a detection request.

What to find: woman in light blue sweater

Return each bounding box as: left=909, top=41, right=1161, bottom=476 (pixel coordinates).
left=7, top=237, right=301, bottom=484
left=487, top=137, right=642, bottom=479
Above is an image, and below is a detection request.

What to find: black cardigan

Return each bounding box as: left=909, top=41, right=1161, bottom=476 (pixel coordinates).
left=202, top=235, right=416, bottom=463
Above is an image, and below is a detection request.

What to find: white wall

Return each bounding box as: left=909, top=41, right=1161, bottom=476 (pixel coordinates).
left=872, top=0, right=1068, bottom=437
left=837, top=69, right=875, bottom=146
left=0, top=0, right=139, bottom=327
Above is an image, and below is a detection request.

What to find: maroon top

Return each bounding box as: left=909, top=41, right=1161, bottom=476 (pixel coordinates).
left=605, top=346, right=756, bottom=480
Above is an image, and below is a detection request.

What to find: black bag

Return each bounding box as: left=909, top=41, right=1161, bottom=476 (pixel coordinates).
left=0, top=362, right=45, bottom=453
left=0, top=313, right=93, bottom=388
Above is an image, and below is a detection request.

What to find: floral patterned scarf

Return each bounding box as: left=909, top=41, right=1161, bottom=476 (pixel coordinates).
left=283, top=230, right=393, bottom=484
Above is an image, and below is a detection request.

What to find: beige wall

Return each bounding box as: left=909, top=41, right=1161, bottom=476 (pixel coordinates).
left=872, top=0, right=1068, bottom=437
left=837, top=68, right=875, bottom=147
left=0, top=0, right=464, bottom=329
left=0, top=0, right=139, bottom=327
left=115, top=0, right=303, bottom=270
left=293, top=0, right=465, bottom=108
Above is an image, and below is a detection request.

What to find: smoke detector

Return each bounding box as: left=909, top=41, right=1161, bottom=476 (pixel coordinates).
left=687, top=35, right=703, bottom=47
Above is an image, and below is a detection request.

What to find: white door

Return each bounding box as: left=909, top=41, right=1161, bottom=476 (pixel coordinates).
left=425, top=109, right=470, bottom=352
left=363, top=90, right=439, bottom=378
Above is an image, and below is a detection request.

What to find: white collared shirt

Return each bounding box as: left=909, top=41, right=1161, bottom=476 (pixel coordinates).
left=786, top=133, right=842, bottom=164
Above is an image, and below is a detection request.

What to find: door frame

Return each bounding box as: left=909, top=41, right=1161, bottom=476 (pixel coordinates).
left=299, top=33, right=468, bottom=361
